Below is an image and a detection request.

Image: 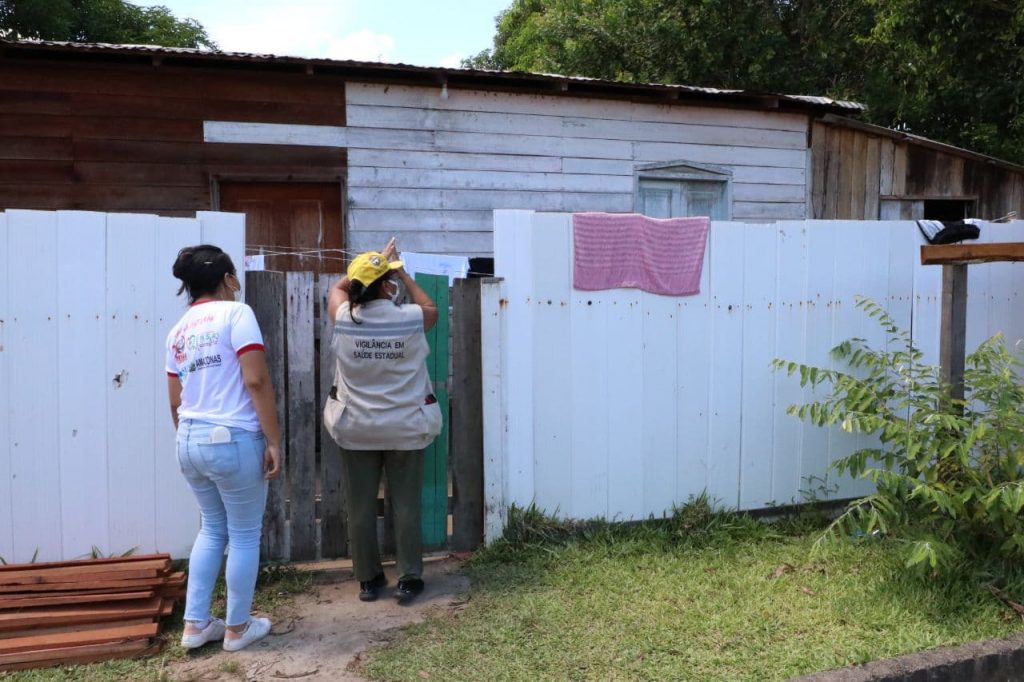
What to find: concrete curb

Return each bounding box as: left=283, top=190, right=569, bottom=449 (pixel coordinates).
left=791, top=632, right=1024, bottom=681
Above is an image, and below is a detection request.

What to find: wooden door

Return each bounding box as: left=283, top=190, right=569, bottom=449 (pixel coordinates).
left=220, top=182, right=343, bottom=273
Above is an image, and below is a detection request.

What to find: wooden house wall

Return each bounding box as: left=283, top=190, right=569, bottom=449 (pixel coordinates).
left=0, top=58, right=347, bottom=216
left=810, top=121, right=1024, bottom=220
left=345, top=83, right=811, bottom=255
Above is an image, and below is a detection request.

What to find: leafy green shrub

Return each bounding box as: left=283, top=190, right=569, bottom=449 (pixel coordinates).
left=774, top=297, right=1024, bottom=579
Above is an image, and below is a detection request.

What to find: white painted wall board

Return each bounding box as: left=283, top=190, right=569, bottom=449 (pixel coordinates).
left=827, top=223, right=873, bottom=499
left=346, top=83, right=810, bottom=132
left=731, top=183, right=807, bottom=204
left=739, top=223, right=778, bottom=509
left=771, top=222, right=808, bottom=504
left=965, top=225, right=992, bottom=352
left=569, top=288, right=611, bottom=519
left=641, top=293, right=679, bottom=517
left=480, top=277, right=507, bottom=542
left=706, top=222, right=746, bottom=507
left=632, top=142, right=806, bottom=169
left=800, top=222, right=838, bottom=494
left=196, top=212, right=247, bottom=300
left=348, top=167, right=636, bottom=195
left=494, top=210, right=536, bottom=509
left=348, top=231, right=494, bottom=257
left=675, top=240, right=713, bottom=504
left=7, top=210, right=63, bottom=562
left=347, top=104, right=807, bottom=149
left=56, top=211, right=109, bottom=559
left=348, top=148, right=564, bottom=174
left=204, top=121, right=347, bottom=147
left=604, top=287, right=645, bottom=519
left=733, top=202, right=806, bottom=221
left=348, top=187, right=633, bottom=213
left=911, top=246, right=942, bottom=367
left=153, top=217, right=202, bottom=558
left=105, top=213, right=159, bottom=556
left=529, top=213, right=573, bottom=515
left=0, top=213, right=11, bottom=561
left=347, top=209, right=494, bottom=232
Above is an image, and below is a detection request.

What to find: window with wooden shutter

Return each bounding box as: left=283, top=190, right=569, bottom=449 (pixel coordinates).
left=634, top=161, right=731, bottom=220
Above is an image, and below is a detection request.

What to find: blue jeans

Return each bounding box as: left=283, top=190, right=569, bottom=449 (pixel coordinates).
left=177, top=419, right=267, bottom=627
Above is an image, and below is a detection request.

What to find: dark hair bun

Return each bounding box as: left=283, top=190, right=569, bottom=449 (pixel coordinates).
left=172, top=244, right=236, bottom=303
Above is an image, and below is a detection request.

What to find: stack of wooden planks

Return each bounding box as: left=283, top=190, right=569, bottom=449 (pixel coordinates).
left=0, top=554, right=185, bottom=672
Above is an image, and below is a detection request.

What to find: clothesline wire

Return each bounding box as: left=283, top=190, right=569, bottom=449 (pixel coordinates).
left=241, top=244, right=491, bottom=277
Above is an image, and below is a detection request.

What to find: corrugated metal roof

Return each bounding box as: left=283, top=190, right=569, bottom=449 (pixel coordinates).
left=0, top=39, right=867, bottom=114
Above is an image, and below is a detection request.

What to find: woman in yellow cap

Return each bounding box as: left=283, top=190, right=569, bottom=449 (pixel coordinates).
left=323, top=239, right=442, bottom=603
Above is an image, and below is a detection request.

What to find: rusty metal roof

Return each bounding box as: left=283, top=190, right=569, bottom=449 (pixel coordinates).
left=0, top=39, right=866, bottom=114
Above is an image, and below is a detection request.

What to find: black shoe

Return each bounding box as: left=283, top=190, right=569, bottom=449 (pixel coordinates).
left=394, top=578, right=424, bottom=604
left=358, top=573, right=387, bottom=602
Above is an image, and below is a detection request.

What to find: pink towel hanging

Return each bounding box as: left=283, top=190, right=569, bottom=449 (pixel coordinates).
left=572, top=212, right=710, bottom=296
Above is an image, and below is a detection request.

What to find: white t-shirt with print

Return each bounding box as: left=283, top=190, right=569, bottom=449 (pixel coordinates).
left=165, top=300, right=265, bottom=431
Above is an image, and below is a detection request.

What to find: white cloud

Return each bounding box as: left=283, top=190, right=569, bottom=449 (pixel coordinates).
left=437, top=52, right=465, bottom=68
left=325, top=29, right=397, bottom=62
left=204, top=0, right=358, bottom=58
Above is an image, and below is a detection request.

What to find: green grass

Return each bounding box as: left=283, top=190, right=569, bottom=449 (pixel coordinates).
left=362, top=500, right=1024, bottom=682
left=0, top=563, right=311, bottom=682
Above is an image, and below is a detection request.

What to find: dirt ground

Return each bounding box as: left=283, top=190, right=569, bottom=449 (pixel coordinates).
left=167, top=558, right=471, bottom=682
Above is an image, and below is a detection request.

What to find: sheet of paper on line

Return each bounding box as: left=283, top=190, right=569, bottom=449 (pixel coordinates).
left=244, top=254, right=265, bottom=271
left=401, top=252, right=469, bottom=285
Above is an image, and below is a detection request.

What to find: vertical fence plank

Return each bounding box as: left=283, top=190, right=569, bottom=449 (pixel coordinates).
left=286, top=272, right=317, bottom=561
left=451, top=278, right=484, bottom=551
left=570, top=291, right=610, bottom=519
left=0, top=213, right=13, bottom=561
left=152, top=217, right=202, bottom=559
left=495, top=210, right=537, bottom=510
left=480, top=277, right=507, bottom=543
left=7, top=211, right=61, bottom=562
left=246, top=271, right=288, bottom=562
left=706, top=222, right=745, bottom=508
left=317, top=274, right=347, bottom=559
left=56, top=211, right=110, bottom=559
left=105, top=213, right=158, bottom=557
left=801, top=221, right=838, bottom=495
left=530, top=214, right=573, bottom=517
left=739, top=223, right=779, bottom=509
left=641, top=292, right=678, bottom=518
left=605, top=286, right=644, bottom=520
left=771, top=222, right=808, bottom=505
left=417, top=273, right=450, bottom=547
left=676, top=224, right=713, bottom=505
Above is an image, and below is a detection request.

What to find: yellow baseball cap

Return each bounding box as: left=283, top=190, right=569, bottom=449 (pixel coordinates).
left=348, top=251, right=403, bottom=287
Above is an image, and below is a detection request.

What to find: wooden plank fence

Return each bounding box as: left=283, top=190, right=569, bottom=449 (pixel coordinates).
left=247, top=271, right=485, bottom=562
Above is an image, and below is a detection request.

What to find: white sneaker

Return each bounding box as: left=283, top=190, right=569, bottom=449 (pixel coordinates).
left=222, top=617, right=272, bottom=652
left=180, top=618, right=226, bottom=649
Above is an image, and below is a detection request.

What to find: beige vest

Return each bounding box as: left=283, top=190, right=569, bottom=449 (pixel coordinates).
left=323, top=300, right=442, bottom=450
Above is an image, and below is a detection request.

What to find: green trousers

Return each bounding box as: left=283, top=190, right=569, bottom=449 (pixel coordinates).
left=339, top=447, right=424, bottom=583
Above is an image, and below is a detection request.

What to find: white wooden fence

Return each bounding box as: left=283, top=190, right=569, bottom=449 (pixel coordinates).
left=481, top=211, right=1024, bottom=540
left=0, top=209, right=245, bottom=563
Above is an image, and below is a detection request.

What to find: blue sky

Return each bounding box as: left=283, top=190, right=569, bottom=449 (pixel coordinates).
left=135, top=0, right=511, bottom=67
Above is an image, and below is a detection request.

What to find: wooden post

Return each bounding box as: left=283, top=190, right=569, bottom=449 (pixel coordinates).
left=246, top=272, right=288, bottom=562
left=317, top=275, right=347, bottom=558
left=450, top=278, right=484, bottom=551
left=286, top=272, right=317, bottom=561
left=939, top=264, right=968, bottom=403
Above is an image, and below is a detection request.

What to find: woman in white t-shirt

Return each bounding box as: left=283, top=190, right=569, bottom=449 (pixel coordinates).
left=166, top=245, right=282, bottom=652
left=324, top=239, right=443, bottom=604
